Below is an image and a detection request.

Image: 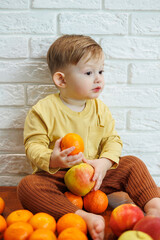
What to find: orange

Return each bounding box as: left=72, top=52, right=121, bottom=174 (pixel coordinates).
left=6, top=209, right=33, bottom=226
left=0, top=197, right=5, bottom=214
left=60, top=133, right=84, bottom=155
left=64, top=191, right=83, bottom=209
left=58, top=227, right=88, bottom=240
left=4, top=221, right=33, bottom=240
left=0, top=215, right=7, bottom=240
left=83, top=190, right=108, bottom=214
left=29, top=212, right=56, bottom=232
left=56, top=213, right=87, bottom=235
left=29, top=229, right=57, bottom=240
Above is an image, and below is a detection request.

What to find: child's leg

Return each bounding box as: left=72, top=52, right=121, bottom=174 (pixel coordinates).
left=17, top=170, right=105, bottom=240
left=100, top=155, right=160, bottom=216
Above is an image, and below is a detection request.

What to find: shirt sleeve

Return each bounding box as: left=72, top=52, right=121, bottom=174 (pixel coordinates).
left=24, top=108, right=60, bottom=174
left=98, top=103, right=123, bottom=168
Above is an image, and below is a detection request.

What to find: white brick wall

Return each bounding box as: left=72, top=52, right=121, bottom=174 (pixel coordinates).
left=0, top=0, right=159, bottom=187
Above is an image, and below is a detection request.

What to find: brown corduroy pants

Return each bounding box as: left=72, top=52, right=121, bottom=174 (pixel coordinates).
left=17, top=156, right=160, bottom=220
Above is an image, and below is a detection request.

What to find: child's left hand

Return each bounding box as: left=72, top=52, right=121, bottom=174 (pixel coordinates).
left=83, top=157, right=113, bottom=191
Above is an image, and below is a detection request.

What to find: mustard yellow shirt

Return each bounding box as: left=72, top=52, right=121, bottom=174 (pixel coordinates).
left=24, top=93, right=123, bottom=174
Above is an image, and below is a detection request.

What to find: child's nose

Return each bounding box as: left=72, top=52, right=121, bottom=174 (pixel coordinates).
left=94, top=74, right=101, bottom=83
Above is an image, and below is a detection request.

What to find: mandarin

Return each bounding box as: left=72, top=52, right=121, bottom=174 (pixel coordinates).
left=83, top=190, right=108, bottom=214
left=64, top=191, right=83, bottom=209
left=6, top=209, right=33, bottom=226
left=4, top=221, right=33, bottom=240
left=60, top=133, right=84, bottom=155
left=29, top=229, right=57, bottom=240
left=56, top=213, right=87, bottom=235
left=29, top=212, right=56, bottom=232
left=0, top=197, right=5, bottom=214
left=0, top=215, right=7, bottom=240
left=58, top=227, right=88, bottom=240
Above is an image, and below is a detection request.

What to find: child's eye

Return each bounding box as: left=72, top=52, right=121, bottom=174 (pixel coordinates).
left=99, top=70, right=104, bottom=74
left=86, top=72, right=92, bottom=75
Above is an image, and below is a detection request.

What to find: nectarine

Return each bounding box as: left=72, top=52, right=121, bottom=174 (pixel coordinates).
left=133, top=216, right=160, bottom=240
left=109, top=204, right=144, bottom=236
left=64, top=163, right=95, bottom=196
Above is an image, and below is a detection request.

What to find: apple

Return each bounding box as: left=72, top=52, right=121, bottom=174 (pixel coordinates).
left=109, top=204, right=144, bottom=237
left=133, top=216, right=160, bottom=240
left=118, top=230, right=153, bottom=240
left=64, top=163, right=95, bottom=196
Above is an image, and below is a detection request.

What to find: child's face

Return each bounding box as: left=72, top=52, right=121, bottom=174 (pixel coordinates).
left=62, top=52, right=105, bottom=100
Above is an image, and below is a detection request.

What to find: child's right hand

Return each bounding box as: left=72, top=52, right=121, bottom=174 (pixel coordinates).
left=49, top=138, right=84, bottom=169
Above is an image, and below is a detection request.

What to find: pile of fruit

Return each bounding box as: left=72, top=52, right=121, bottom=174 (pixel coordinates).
left=0, top=133, right=160, bottom=239
left=0, top=198, right=88, bottom=240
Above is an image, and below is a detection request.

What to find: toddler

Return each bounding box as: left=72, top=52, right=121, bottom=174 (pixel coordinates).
left=18, top=35, right=160, bottom=240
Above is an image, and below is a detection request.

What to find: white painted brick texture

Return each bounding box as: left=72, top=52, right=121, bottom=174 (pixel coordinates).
left=0, top=0, right=160, bottom=186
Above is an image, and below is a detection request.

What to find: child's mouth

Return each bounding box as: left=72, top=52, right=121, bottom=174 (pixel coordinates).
left=93, top=87, right=101, bottom=92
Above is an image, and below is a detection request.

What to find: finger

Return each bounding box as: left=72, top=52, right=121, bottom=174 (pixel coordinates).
left=61, top=146, right=75, bottom=156
left=54, top=137, right=62, bottom=149
left=66, top=152, right=83, bottom=163
left=94, top=178, right=102, bottom=191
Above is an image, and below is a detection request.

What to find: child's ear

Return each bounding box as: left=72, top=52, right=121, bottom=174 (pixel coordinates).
left=53, top=72, right=66, bottom=88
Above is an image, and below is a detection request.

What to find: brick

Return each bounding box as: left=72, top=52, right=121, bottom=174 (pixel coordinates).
left=129, top=63, right=160, bottom=84
left=0, top=61, right=52, bottom=83
left=0, top=108, right=29, bottom=129
left=27, top=85, right=58, bottom=105
left=104, top=61, right=127, bottom=84
left=109, top=109, right=127, bottom=130
left=128, top=109, right=160, bottom=131
left=101, top=37, right=160, bottom=59
left=0, top=0, right=29, bottom=9
left=32, top=0, right=100, bottom=9
left=0, top=37, right=28, bottom=58
left=0, top=176, right=25, bottom=186
left=104, top=0, right=160, bottom=10
left=30, top=37, right=57, bottom=58
left=59, top=13, right=128, bottom=35
left=132, top=13, right=160, bottom=35
left=0, top=130, right=24, bottom=153
left=100, top=86, right=160, bottom=107
left=0, top=12, right=56, bottom=34
left=121, top=132, right=160, bottom=153
left=0, top=85, right=25, bottom=106
left=0, top=154, right=32, bottom=174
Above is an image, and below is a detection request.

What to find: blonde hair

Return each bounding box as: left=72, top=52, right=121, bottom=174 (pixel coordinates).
left=47, top=35, right=103, bottom=76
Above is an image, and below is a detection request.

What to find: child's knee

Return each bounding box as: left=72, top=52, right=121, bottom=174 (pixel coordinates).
left=120, top=155, right=147, bottom=169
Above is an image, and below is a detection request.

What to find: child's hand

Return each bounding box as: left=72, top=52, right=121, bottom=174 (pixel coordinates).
left=83, top=157, right=113, bottom=191
left=50, top=138, right=84, bottom=169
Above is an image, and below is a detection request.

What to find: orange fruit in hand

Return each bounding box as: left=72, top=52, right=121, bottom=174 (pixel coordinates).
left=58, top=227, right=88, bottom=240
left=83, top=190, right=108, bottom=214
left=61, top=133, right=84, bottom=155
left=29, top=212, right=56, bottom=232
left=64, top=191, right=83, bottom=209
left=6, top=209, right=33, bottom=226
left=4, top=222, right=33, bottom=240
left=57, top=213, right=87, bottom=235
left=0, top=215, right=7, bottom=240
left=29, top=229, right=57, bottom=240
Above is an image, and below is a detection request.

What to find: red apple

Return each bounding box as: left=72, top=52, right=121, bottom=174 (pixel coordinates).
left=133, top=216, right=160, bottom=240
left=64, top=163, right=95, bottom=196
left=109, top=204, right=144, bottom=237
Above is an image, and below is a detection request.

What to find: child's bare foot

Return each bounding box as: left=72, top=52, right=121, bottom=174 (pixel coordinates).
left=144, top=198, right=160, bottom=217
left=76, top=209, right=105, bottom=240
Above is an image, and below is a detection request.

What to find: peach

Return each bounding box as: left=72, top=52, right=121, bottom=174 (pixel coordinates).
left=118, top=230, right=153, bottom=240
left=109, top=204, right=144, bottom=237
left=133, top=216, right=160, bottom=240
left=64, top=163, right=95, bottom=196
